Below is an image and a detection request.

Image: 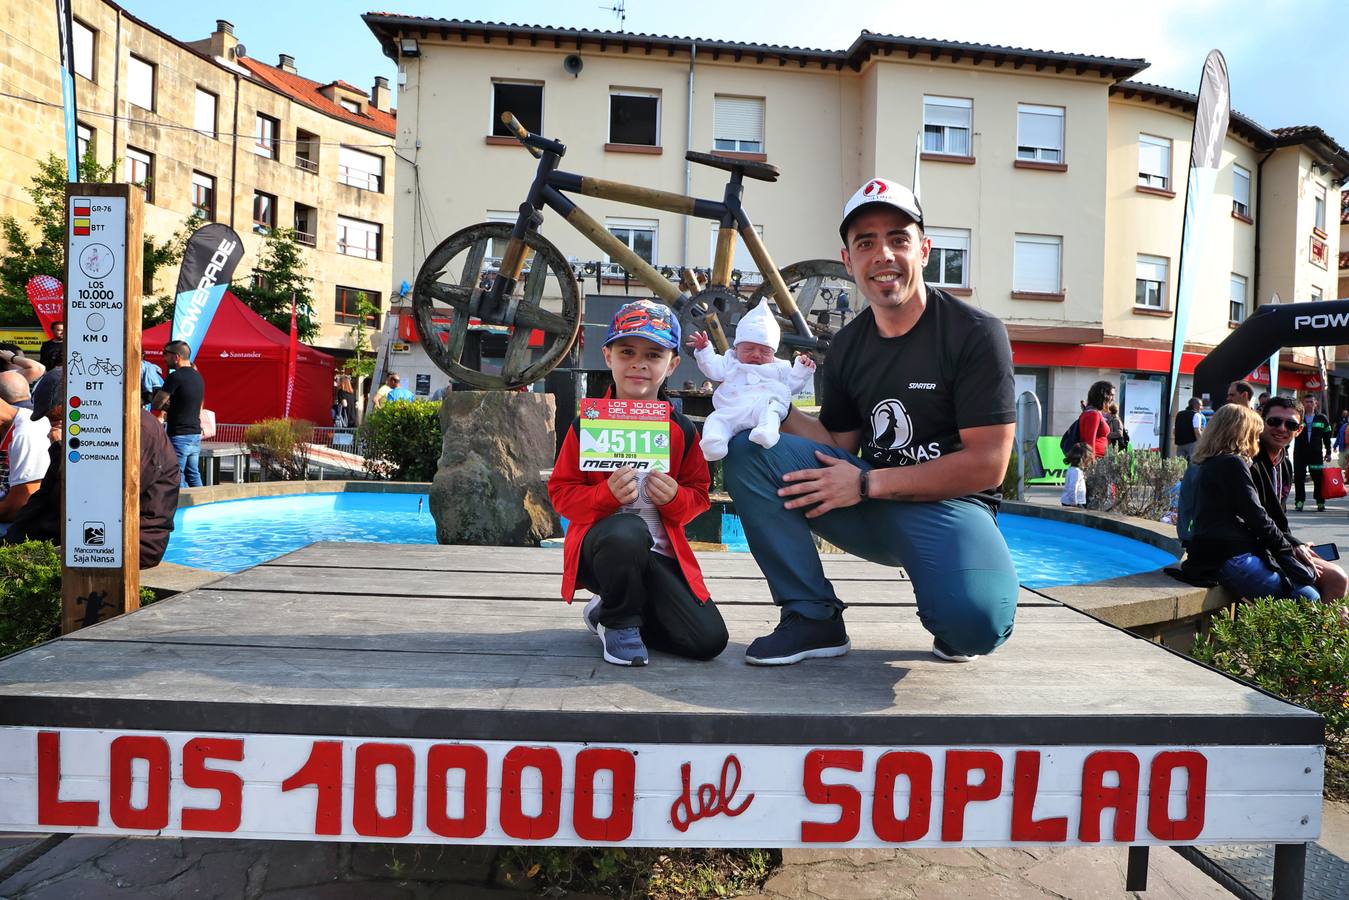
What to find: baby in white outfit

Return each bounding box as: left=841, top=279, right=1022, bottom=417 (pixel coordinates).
left=687, top=301, right=816, bottom=461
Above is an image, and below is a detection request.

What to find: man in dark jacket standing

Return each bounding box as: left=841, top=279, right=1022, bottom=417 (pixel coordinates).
left=152, top=341, right=205, bottom=487
left=38, top=322, right=64, bottom=371
left=1292, top=395, right=1332, bottom=511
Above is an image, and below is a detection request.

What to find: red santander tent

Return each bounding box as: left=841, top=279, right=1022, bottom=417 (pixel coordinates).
left=144, top=292, right=336, bottom=426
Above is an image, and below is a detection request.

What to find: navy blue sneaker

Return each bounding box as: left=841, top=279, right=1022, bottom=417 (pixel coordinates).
left=745, top=611, right=850, bottom=666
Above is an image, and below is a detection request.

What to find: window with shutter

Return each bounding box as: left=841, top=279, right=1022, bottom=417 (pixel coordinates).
left=1135, top=254, right=1168, bottom=309
left=922, top=228, right=971, bottom=287
left=338, top=146, right=384, bottom=192
left=195, top=89, right=217, bottom=137
left=1013, top=235, right=1061, bottom=294
left=922, top=97, right=971, bottom=157
left=1016, top=105, right=1063, bottom=162
left=128, top=56, right=155, bottom=111
left=1138, top=134, right=1171, bottom=190
left=714, top=96, right=764, bottom=153
left=1229, top=274, right=1248, bottom=324
left=1232, top=165, right=1252, bottom=218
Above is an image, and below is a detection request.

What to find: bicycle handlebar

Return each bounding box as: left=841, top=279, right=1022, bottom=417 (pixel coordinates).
left=500, top=112, right=543, bottom=158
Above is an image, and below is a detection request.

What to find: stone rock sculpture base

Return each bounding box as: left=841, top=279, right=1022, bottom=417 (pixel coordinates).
left=430, top=391, right=560, bottom=546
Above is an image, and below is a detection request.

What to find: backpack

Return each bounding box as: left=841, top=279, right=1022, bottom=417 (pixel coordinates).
left=1175, top=463, right=1203, bottom=542
left=1060, top=417, right=1082, bottom=456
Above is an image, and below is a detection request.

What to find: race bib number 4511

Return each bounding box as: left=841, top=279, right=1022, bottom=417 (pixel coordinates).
left=578, top=399, right=670, bottom=472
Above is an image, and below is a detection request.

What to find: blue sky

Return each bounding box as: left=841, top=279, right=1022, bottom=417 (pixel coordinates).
left=119, top=0, right=1345, bottom=143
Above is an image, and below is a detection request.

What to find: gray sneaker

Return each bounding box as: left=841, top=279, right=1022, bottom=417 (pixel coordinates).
left=598, top=623, right=648, bottom=667
left=583, top=596, right=648, bottom=666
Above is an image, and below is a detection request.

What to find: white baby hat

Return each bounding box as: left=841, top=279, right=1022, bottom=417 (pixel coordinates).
left=734, top=300, right=781, bottom=349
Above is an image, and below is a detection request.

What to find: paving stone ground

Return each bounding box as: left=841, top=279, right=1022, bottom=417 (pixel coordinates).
left=0, top=829, right=1261, bottom=899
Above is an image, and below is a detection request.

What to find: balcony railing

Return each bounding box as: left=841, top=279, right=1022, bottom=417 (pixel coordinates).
left=295, top=156, right=318, bottom=174
left=295, top=230, right=317, bottom=248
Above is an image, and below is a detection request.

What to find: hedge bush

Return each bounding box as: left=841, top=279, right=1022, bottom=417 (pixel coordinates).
left=1193, top=596, right=1349, bottom=796
left=1085, top=446, right=1186, bottom=518
left=244, top=418, right=315, bottom=480
left=358, top=399, right=441, bottom=481
left=0, top=541, right=156, bottom=658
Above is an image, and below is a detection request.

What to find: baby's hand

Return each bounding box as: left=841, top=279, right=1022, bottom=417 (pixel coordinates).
left=687, top=331, right=710, bottom=351
left=795, top=354, right=817, bottom=371
left=606, top=466, right=640, bottom=505
left=646, top=470, right=679, bottom=506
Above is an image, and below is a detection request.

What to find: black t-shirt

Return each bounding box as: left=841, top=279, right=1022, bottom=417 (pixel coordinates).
left=817, top=287, right=1016, bottom=510
left=161, top=366, right=205, bottom=436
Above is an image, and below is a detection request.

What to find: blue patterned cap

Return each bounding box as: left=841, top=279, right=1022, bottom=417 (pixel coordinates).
left=604, top=300, right=681, bottom=351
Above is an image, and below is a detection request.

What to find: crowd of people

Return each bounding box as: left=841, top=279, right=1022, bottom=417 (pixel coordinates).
left=0, top=328, right=192, bottom=569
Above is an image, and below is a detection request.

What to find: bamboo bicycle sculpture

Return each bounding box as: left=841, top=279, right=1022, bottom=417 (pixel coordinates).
left=412, top=112, right=852, bottom=390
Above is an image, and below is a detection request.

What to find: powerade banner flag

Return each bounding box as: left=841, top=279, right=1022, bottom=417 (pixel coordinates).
left=1166, top=49, right=1229, bottom=451
left=171, top=223, right=244, bottom=362
left=25, top=275, right=63, bottom=337
left=53, top=0, right=79, bottom=181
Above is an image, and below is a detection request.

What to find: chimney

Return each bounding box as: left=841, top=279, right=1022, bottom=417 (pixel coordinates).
left=279, top=53, right=297, bottom=74
left=209, top=19, right=238, bottom=61
left=371, top=76, right=392, bottom=112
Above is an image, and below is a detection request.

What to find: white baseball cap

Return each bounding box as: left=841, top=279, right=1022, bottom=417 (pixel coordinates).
left=839, top=178, right=924, bottom=244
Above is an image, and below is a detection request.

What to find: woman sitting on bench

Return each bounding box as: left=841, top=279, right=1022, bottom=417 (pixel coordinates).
left=1180, top=404, right=1320, bottom=602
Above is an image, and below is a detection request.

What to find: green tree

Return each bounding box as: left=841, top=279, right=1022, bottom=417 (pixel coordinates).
left=0, top=153, right=186, bottom=325
left=344, top=292, right=380, bottom=381
left=232, top=226, right=318, bottom=342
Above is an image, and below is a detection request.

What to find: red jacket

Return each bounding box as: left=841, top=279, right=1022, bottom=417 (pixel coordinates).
left=548, top=404, right=711, bottom=603
left=1078, top=408, right=1110, bottom=457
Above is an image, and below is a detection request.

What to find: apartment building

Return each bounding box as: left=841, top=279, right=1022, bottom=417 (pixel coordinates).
left=364, top=16, right=1348, bottom=437
left=0, top=3, right=395, bottom=353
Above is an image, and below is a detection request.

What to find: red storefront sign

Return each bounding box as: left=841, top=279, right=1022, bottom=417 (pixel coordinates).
left=1013, top=343, right=1318, bottom=391
left=398, top=312, right=544, bottom=348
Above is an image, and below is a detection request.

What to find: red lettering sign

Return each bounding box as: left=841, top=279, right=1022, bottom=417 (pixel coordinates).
left=109, top=736, right=171, bottom=830
left=37, top=731, right=99, bottom=826
left=426, top=744, right=488, bottom=839
left=500, top=747, right=562, bottom=840
left=670, top=755, right=754, bottom=833
left=801, top=749, right=862, bottom=842
left=872, top=751, right=932, bottom=843
left=181, top=737, right=243, bottom=833
left=573, top=748, right=636, bottom=842
left=281, top=740, right=343, bottom=835
left=1148, top=751, right=1207, bottom=840
left=1080, top=751, right=1139, bottom=842
left=941, top=751, right=1003, bottom=841
left=1011, top=751, right=1067, bottom=842
left=353, top=743, right=415, bottom=838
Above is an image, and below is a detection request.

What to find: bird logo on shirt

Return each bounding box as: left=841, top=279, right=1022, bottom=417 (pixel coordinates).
left=869, top=399, right=912, bottom=450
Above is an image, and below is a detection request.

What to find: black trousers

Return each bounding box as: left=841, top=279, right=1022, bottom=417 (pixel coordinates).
left=1294, top=455, right=1324, bottom=505
left=577, top=514, right=728, bottom=660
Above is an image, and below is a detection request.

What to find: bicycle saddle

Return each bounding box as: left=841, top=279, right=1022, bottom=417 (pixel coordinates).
left=685, top=150, right=780, bottom=182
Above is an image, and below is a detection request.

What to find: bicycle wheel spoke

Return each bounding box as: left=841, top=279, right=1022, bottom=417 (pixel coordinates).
left=421, top=280, right=473, bottom=312
left=502, top=262, right=549, bottom=382
left=513, top=303, right=572, bottom=335
left=794, top=276, right=824, bottom=316
left=459, top=239, right=489, bottom=288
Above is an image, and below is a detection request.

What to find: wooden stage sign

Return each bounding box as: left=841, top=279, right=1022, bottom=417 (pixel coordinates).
left=61, top=183, right=142, bottom=633
left=0, top=727, right=1321, bottom=847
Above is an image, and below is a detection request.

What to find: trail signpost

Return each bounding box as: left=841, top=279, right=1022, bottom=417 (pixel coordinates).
left=61, top=183, right=142, bottom=633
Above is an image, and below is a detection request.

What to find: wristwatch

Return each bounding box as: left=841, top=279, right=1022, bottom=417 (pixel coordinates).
left=859, top=468, right=870, bottom=500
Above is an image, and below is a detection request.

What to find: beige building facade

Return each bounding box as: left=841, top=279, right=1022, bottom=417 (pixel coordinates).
left=364, top=16, right=1348, bottom=430
left=1, top=3, right=395, bottom=353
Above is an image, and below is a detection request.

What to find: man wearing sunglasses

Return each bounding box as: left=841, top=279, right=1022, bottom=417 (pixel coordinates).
left=1251, top=397, right=1347, bottom=599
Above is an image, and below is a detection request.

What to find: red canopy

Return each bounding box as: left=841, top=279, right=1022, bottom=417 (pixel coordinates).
left=144, top=292, right=337, bottom=426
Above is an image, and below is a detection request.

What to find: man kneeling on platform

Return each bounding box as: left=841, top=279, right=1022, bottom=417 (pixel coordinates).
left=724, top=178, right=1019, bottom=666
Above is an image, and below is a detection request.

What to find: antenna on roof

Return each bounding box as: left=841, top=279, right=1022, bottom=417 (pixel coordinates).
left=599, top=0, right=626, bottom=31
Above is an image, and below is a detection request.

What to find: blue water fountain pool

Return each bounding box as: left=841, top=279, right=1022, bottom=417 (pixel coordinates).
left=163, top=492, right=1177, bottom=588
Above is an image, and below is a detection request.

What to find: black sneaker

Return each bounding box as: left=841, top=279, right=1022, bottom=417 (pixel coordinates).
left=745, top=611, right=850, bottom=666
left=1317, top=502, right=1326, bottom=512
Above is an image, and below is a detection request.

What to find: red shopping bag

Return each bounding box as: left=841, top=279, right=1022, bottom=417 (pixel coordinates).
left=1321, top=465, right=1347, bottom=500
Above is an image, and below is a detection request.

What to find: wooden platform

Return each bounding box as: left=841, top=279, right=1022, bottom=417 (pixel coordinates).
left=0, top=543, right=1319, bottom=747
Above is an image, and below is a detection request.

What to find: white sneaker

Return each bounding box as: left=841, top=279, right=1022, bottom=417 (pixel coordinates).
left=932, top=639, right=978, bottom=663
